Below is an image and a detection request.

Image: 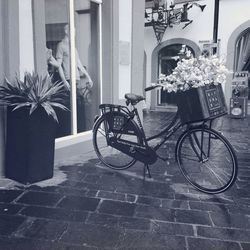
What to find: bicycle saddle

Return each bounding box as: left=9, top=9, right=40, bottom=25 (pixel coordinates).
left=125, top=93, right=145, bottom=106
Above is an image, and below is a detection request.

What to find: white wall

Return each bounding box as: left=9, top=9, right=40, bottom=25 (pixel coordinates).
left=19, top=0, right=34, bottom=78
left=118, top=0, right=132, bottom=99
left=144, top=0, right=250, bottom=108
left=144, top=0, right=213, bottom=107
left=144, top=0, right=213, bottom=53
left=218, top=0, right=250, bottom=58
left=45, top=0, right=69, bottom=24
left=162, top=0, right=213, bottom=46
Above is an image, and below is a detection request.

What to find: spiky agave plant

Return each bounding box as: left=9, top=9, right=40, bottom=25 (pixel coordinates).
left=0, top=72, right=68, bottom=122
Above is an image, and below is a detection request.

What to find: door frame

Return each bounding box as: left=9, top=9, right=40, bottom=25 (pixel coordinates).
left=226, top=20, right=250, bottom=107
left=151, top=38, right=200, bottom=110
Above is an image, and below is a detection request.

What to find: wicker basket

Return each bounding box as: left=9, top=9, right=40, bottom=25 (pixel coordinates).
left=176, top=83, right=227, bottom=124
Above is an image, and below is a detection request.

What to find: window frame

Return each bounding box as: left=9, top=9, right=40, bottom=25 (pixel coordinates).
left=32, top=0, right=103, bottom=141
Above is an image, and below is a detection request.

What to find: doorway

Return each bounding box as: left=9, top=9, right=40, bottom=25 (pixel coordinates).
left=157, top=44, right=195, bottom=106
left=234, top=27, right=250, bottom=99
left=150, top=38, right=200, bottom=110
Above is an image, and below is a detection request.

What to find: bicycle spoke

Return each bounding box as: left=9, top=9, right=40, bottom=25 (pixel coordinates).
left=177, top=127, right=237, bottom=194
left=180, top=152, right=201, bottom=162
left=202, top=163, right=227, bottom=186
left=97, top=127, right=107, bottom=137
left=93, top=115, right=140, bottom=170
left=203, top=158, right=232, bottom=178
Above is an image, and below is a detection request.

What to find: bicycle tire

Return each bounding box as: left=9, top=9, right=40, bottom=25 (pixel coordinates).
left=93, top=112, right=143, bottom=170
left=176, top=127, right=238, bottom=194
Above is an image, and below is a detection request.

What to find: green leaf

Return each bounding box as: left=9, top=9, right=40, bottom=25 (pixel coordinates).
left=29, top=103, right=38, bottom=115
left=49, top=102, right=69, bottom=111
left=41, top=102, right=58, bottom=122
left=0, top=72, right=68, bottom=123
left=12, top=103, right=31, bottom=111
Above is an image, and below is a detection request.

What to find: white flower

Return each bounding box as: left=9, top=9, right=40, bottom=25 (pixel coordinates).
left=158, top=55, right=229, bottom=92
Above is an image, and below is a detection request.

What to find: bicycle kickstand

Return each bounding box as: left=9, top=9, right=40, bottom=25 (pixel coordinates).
left=143, top=164, right=152, bottom=181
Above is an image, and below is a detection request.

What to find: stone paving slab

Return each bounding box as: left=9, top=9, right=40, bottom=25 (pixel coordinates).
left=0, top=112, right=249, bottom=249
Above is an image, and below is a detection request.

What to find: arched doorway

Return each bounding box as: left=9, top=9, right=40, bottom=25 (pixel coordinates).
left=143, top=51, right=147, bottom=94
left=226, top=20, right=250, bottom=104
left=151, top=38, right=200, bottom=110
left=159, top=44, right=195, bottom=106
left=234, top=28, right=250, bottom=99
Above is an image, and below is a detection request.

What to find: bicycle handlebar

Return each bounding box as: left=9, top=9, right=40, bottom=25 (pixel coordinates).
left=145, top=84, right=162, bottom=92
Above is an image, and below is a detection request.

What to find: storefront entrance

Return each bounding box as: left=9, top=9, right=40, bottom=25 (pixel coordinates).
left=42, top=0, right=101, bottom=138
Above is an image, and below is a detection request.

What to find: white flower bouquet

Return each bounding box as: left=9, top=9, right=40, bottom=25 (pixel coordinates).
left=159, top=55, right=229, bottom=93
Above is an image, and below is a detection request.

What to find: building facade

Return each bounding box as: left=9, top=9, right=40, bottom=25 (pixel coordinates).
left=0, top=0, right=249, bottom=177
left=0, top=0, right=145, bottom=175
left=144, top=0, right=250, bottom=110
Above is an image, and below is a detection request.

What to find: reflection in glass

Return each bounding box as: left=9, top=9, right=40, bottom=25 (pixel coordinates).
left=74, top=0, right=100, bottom=133
left=45, top=0, right=72, bottom=138
left=44, top=0, right=100, bottom=136
left=159, top=44, right=195, bottom=105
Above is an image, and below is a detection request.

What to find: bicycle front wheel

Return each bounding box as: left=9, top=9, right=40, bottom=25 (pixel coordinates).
left=176, top=127, right=238, bottom=194
left=93, top=115, right=142, bottom=170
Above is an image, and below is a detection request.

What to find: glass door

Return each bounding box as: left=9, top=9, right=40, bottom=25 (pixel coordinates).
left=44, top=0, right=101, bottom=138
left=157, top=44, right=194, bottom=106
left=74, top=0, right=100, bottom=132
left=45, top=0, right=72, bottom=138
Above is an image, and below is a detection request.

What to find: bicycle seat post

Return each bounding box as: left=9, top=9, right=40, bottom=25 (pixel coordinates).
left=143, top=164, right=152, bottom=181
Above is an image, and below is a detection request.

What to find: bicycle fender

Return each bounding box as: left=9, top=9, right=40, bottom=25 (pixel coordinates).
left=92, top=115, right=104, bottom=132
left=175, top=126, right=202, bottom=162
left=94, top=115, right=99, bottom=123
left=174, top=124, right=219, bottom=162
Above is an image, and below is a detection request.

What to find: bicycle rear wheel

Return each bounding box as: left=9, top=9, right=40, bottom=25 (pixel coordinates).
left=176, top=127, right=237, bottom=194
left=93, top=114, right=142, bottom=170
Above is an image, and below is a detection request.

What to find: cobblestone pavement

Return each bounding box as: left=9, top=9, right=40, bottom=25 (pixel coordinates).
left=0, top=111, right=249, bottom=250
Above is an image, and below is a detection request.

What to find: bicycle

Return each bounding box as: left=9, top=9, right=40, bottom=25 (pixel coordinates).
left=92, top=85, right=238, bottom=194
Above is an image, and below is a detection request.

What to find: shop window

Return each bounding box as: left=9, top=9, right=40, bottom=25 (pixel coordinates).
left=74, top=0, right=100, bottom=132
left=45, top=0, right=71, bottom=138
left=42, top=0, right=100, bottom=137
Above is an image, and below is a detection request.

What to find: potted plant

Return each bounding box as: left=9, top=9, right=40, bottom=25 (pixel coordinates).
left=0, top=72, right=68, bottom=184
left=158, top=55, right=229, bottom=123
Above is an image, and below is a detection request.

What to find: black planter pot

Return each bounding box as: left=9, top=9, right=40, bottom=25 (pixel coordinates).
left=5, top=107, right=57, bottom=184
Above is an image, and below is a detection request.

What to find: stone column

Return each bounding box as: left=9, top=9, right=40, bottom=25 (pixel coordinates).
left=131, top=0, right=146, bottom=119
left=0, top=0, right=20, bottom=176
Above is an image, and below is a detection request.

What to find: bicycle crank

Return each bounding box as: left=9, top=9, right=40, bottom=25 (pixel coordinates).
left=110, top=138, right=157, bottom=165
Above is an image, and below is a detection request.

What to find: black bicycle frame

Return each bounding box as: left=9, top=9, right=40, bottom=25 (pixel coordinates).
left=102, top=103, right=217, bottom=164
left=123, top=106, right=183, bottom=152
left=147, top=113, right=182, bottom=151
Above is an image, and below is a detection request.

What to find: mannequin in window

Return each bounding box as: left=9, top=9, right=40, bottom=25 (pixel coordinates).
left=56, top=24, right=93, bottom=133
left=46, top=47, right=68, bottom=86
left=46, top=47, right=58, bottom=67
left=46, top=47, right=71, bottom=137
left=56, top=24, right=93, bottom=90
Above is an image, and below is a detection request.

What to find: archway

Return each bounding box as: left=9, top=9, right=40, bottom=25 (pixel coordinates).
left=226, top=20, right=250, bottom=102
left=234, top=28, right=250, bottom=99
left=151, top=38, right=200, bottom=110
left=159, top=44, right=195, bottom=105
